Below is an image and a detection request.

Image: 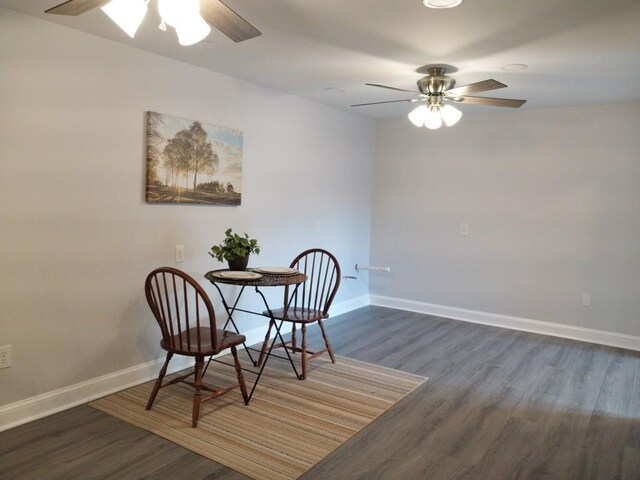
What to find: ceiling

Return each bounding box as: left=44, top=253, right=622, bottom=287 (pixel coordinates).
left=2, top=0, right=640, bottom=118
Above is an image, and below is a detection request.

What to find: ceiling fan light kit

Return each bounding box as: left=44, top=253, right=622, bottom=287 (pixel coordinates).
left=408, top=101, right=462, bottom=129
left=45, top=0, right=262, bottom=45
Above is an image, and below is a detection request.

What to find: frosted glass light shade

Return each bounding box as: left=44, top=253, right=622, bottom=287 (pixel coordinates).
left=408, top=104, right=429, bottom=127
left=159, top=0, right=210, bottom=46
left=101, top=0, right=148, bottom=38
left=440, top=104, right=462, bottom=126
left=176, top=15, right=212, bottom=46
left=424, top=106, right=443, bottom=129
left=158, top=0, right=183, bottom=27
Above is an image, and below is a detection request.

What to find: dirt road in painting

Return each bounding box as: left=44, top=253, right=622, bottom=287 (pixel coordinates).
left=146, top=185, right=241, bottom=206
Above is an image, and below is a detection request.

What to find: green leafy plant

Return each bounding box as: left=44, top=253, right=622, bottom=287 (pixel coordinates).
left=209, top=228, right=260, bottom=262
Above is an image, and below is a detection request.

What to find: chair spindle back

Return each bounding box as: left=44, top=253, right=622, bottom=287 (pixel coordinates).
left=145, top=267, right=217, bottom=354
left=285, top=249, right=341, bottom=317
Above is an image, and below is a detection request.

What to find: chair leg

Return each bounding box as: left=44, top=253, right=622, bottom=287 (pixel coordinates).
left=231, top=346, right=249, bottom=405
left=146, top=351, right=173, bottom=410
left=192, top=356, right=204, bottom=428
left=318, top=319, right=336, bottom=363
left=257, top=320, right=274, bottom=367
left=301, top=324, right=307, bottom=380
left=291, top=324, right=297, bottom=350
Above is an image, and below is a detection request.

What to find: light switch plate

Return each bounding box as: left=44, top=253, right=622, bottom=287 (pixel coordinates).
left=175, top=245, right=185, bottom=263
left=0, top=345, right=11, bottom=369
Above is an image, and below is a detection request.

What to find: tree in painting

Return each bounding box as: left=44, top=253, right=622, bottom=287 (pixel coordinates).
left=188, top=122, right=219, bottom=191
left=145, top=112, right=242, bottom=205
left=145, top=111, right=164, bottom=186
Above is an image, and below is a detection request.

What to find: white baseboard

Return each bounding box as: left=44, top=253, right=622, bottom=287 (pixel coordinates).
left=330, top=294, right=370, bottom=318
left=0, top=355, right=193, bottom=433
left=0, top=294, right=367, bottom=432
left=370, top=294, right=640, bottom=352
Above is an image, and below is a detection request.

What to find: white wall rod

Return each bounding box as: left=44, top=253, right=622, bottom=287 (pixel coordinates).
left=355, top=264, right=391, bottom=272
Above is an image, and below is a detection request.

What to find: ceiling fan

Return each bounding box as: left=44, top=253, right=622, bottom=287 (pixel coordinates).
left=44, top=0, right=261, bottom=45
left=352, top=66, right=527, bottom=129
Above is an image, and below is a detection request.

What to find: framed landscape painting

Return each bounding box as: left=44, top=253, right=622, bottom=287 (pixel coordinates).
left=145, top=111, right=242, bottom=205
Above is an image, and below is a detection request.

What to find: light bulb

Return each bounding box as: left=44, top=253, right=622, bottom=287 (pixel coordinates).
left=440, top=104, right=462, bottom=126
left=101, top=0, right=148, bottom=38
left=424, top=105, right=443, bottom=129
left=408, top=104, right=428, bottom=127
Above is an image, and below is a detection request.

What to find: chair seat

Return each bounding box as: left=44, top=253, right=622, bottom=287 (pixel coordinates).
left=263, top=307, right=328, bottom=323
left=161, top=328, right=245, bottom=355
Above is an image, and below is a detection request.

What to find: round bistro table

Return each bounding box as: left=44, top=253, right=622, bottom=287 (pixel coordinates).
left=204, top=268, right=307, bottom=401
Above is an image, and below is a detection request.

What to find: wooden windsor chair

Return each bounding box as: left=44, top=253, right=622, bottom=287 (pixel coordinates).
left=257, top=249, right=341, bottom=379
left=144, top=267, right=249, bottom=427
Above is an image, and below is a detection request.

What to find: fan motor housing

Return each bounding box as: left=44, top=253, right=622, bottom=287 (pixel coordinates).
left=417, top=67, right=456, bottom=95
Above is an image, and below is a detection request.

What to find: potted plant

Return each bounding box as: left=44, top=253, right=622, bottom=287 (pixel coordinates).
left=209, top=228, right=260, bottom=271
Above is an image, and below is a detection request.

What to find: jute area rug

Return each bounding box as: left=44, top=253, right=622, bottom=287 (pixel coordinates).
left=91, top=353, right=426, bottom=480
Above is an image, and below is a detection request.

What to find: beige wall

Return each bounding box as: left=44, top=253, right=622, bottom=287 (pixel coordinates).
left=371, top=102, right=640, bottom=337
left=0, top=9, right=375, bottom=406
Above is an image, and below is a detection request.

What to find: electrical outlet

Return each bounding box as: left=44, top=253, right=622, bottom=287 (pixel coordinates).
left=581, top=293, right=591, bottom=307
left=460, top=223, right=469, bottom=236
left=315, top=221, right=321, bottom=233
left=175, top=244, right=185, bottom=263
left=0, top=345, right=11, bottom=369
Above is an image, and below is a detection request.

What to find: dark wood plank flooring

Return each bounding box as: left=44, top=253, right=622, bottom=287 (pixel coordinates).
left=1, top=306, right=638, bottom=479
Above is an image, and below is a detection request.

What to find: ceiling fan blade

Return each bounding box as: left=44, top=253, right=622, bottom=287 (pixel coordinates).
left=200, top=0, right=261, bottom=43
left=445, top=79, right=507, bottom=97
left=45, top=0, right=110, bottom=15
left=366, top=83, right=424, bottom=96
left=450, top=95, right=527, bottom=108
left=351, top=98, right=421, bottom=107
